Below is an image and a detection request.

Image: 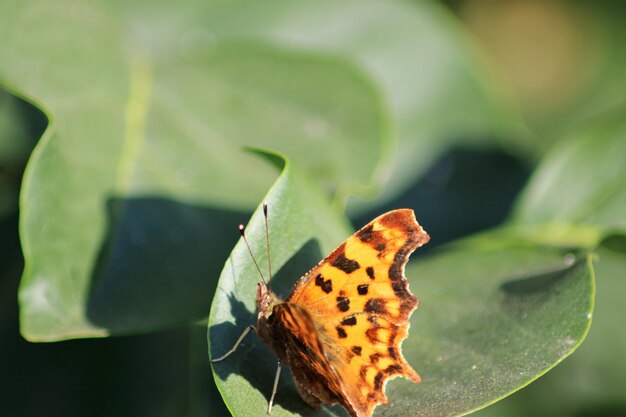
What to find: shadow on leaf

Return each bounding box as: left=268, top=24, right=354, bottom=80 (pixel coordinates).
left=87, top=196, right=249, bottom=333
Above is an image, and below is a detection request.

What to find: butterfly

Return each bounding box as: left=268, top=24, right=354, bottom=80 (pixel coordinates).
left=211, top=206, right=429, bottom=417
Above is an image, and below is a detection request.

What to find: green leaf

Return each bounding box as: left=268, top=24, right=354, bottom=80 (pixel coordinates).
left=470, top=245, right=625, bottom=417
left=209, top=215, right=594, bottom=417
left=208, top=152, right=352, bottom=417
left=511, top=108, right=626, bottom=247
left=1, top=1, right=386, bottom=340
left=402, top=244, right=594, bottom=416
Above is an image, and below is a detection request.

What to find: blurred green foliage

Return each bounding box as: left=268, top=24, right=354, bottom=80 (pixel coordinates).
left=0, top=1, right=624, bottom=416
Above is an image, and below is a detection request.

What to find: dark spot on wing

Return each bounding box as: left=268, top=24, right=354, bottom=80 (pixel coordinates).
left=374, top=371, right=384, bottom=391
left=369, top=353, right=382, bottom=364
left=336, top=326, right=347, bottom=338
left=364, top=298, right=387, bottom=314
left=315, top=274, right=323, bottom=286
left=357, top=284, right=369, bottom=295
left=357, top=224, right=374, bottom=243
left=389, top=245, right=413, bottom=280
left=341, top=316, right=357, bottom=326
left=332, top=250, right=360, bottom=274
left=391, top=281, right=406, bottom=296
left=351, top=346, right=362, bottom=356
left=385, top=364, right=403, bottom=374
left=336, top=296, right=350, bottom=312
left=315, top=273, right=333, bottom=294
left=366, top=266, right=375, bottom=280
left=388, top=347, right=397, bottom=360
left=375, top=243, right=386, bottom=251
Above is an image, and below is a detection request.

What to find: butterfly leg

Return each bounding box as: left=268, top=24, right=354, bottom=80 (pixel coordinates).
left=267, top=361, right=282, bottom=415
left=209, top=324, right=256, bottom=363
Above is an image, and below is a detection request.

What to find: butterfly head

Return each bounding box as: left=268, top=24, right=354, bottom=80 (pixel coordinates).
left=256, top=282, right=282, bottom=320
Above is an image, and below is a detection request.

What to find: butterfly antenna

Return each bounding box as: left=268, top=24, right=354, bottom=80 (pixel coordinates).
left=263, top=202, right=273, bottom=291
left=239, top=224, right=267, bottom=286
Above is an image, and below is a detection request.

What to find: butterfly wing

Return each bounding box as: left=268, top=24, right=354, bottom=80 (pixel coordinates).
left=270, top=303, right=344, bottom=409
left=286, top=209, right=429, bottom=417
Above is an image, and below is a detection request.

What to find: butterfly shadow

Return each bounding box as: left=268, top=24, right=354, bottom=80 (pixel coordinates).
left=209, top=238, right=349, bottom=417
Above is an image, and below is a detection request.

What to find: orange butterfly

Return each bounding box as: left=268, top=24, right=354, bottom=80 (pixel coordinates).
left=211, top=207, right=429, bottom=417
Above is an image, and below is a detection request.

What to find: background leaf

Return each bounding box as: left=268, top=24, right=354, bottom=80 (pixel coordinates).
left=197, top=0, right=526, bottom=209
left=511, top=107, right=626, bottom=247
left=1, top=1, right=388, bottom=340
left=459, top=2, right=626, bottom=155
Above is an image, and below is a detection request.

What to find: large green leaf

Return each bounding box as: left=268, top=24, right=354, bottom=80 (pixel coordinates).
left=0, top=1, right=386, bottom=340
left=511, top=108, right=626, bottom=247
left=209, top=209, right=594, bottom=417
